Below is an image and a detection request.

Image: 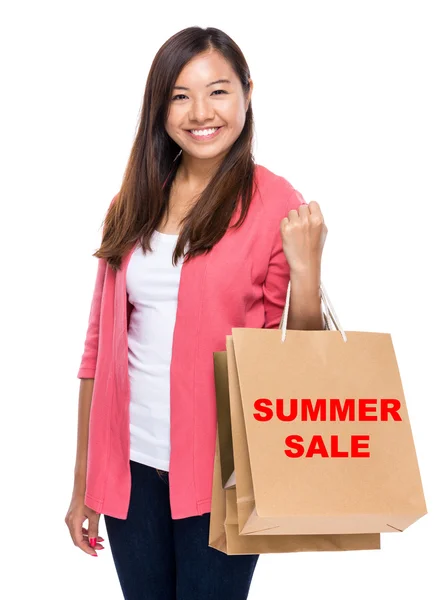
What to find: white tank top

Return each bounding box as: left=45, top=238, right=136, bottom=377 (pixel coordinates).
left=126, top=230, right=186, bottom=471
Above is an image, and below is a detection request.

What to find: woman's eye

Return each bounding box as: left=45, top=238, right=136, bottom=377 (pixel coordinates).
left=171, top=90, right=228, bottom=101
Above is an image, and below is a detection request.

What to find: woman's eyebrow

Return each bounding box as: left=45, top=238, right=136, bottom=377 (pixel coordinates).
left=173, top=79, right=232, bottom=91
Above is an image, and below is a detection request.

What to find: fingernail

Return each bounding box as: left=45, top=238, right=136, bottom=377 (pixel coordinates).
left=90, top=538, right=96, bottom=547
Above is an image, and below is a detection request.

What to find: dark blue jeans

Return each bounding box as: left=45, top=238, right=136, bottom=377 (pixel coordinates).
left=104, top=459, right=259, bottom=600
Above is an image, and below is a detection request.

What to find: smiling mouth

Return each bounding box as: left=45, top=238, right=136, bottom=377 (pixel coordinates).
left=185, top=126, right=224, bottom=140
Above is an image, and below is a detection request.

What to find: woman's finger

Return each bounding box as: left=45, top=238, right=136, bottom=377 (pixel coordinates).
left=81, top=526, right=104, bottom=542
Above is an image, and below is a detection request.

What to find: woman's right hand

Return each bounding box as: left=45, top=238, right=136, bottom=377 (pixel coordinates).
left=65, top=493, right=104, bottom=557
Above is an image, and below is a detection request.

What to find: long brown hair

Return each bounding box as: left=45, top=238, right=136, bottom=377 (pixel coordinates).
left=94, top=26, right=257, bottom=271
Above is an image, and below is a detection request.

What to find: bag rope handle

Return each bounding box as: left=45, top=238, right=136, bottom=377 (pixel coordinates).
left=279, top=280, right=348, bottom=343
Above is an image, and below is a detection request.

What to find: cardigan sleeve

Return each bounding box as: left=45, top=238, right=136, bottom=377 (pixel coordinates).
left=76, top=193, right=118, bottom=379
left=262, top=183, right=307, bottom=329
left=76, top=256, right=107, bottom=379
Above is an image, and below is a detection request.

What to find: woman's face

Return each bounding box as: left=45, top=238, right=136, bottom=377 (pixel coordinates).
left=165, top=50, right=253, bottom=162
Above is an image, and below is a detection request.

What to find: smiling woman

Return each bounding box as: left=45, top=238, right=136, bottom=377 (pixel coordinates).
left=166, top=57, right=251, bottom=158
left=166, top=58, right=253, bottom=159
left=88, top=31, right=257, bottom=272
left=68, top=25, right=265, bottom=600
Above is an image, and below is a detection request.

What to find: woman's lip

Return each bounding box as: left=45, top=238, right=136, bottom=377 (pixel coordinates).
left=185, top=126, right=223, bottom=141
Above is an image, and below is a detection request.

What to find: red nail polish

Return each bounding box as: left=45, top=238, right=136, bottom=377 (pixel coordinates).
left=90, top=538, right=96, bottom=547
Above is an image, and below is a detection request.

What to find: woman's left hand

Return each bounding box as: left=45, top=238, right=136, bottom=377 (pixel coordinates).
left=280, top=201, right=328, bottom=274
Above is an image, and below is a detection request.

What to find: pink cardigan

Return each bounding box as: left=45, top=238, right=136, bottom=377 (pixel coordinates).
left=77, top=163, right=306, bottom=519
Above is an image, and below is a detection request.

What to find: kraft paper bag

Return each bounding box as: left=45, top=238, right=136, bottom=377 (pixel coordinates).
left=225, top=281, right=427, bottom=536
left=209, top=416, right=381, bottom=555
left=210, top=330, right=381, bottom=555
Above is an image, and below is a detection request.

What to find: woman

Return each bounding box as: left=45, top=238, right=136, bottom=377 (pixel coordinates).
left=65, top=26, right=327, bottom=600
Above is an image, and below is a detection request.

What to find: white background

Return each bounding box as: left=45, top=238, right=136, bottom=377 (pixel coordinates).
left=1, top=1, right=436, bottom=598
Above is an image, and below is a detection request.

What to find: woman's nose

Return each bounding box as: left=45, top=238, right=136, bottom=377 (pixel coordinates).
left=189, top=98, right=214, bottom=122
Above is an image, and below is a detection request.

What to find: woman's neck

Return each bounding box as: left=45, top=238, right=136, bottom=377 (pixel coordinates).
left=176, top=151, right=225, bottom=189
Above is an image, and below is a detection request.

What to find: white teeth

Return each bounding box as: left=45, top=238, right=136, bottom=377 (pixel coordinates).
left=190, top=127, right=219, bottom=136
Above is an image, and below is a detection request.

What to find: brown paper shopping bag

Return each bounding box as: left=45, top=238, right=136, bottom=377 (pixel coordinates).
left=209, top=338, right=381, bottom=555
left=226, top=281, right=427, bottom=536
